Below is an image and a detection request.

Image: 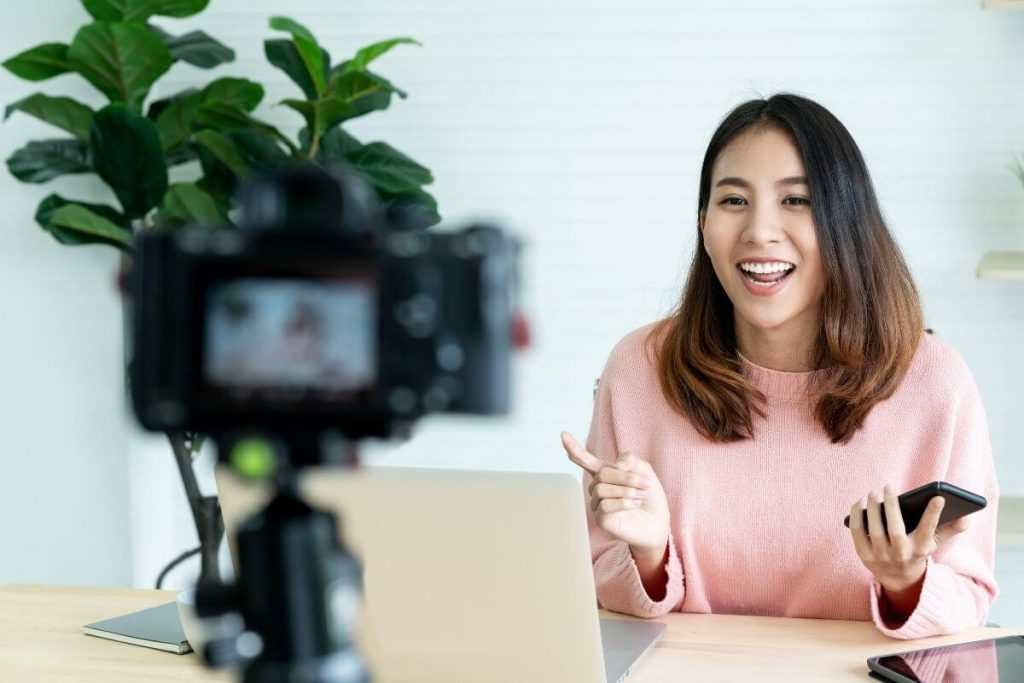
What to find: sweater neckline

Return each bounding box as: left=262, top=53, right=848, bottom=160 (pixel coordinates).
left=737, top=351, right=824, bottom=403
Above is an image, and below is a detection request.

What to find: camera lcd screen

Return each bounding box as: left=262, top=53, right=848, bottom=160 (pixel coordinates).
left=203, top=278, right=377, bottom=398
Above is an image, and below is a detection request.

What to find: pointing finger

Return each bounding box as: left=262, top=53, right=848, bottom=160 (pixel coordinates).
left=561, top=431, right=603, bottom=475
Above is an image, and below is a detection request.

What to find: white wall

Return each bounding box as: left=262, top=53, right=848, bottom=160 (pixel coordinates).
left=0, top=4, right=131, bottom=586
left=2, top=0, right=1022, bottom=589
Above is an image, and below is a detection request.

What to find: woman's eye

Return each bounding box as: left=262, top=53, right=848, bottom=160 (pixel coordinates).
left=783, top=196, right=810, bottom=206
left=720, top=196, right=746, bottom=206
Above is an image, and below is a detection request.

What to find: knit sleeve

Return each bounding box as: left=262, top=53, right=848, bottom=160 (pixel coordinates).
left=870, top=358, right=999, bottom=639
left=583, top=344, right=685, bottom=618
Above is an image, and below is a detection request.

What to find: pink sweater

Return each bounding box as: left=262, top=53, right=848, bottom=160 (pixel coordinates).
left=584, top=324, right=999, bottom=639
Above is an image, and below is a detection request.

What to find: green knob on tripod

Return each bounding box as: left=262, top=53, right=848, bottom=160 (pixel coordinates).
left=230, top=437, right=277, bottom=481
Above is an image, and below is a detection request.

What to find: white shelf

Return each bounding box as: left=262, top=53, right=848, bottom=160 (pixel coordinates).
left=999, top=497, right=1024, bottom=546
left=982, top=0, right=1024, bottom=9
left=977, top=251, right=1024, bottom=281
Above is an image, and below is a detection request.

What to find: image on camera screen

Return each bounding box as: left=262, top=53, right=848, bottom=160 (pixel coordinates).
left=203, top=279, right=376, bottom=396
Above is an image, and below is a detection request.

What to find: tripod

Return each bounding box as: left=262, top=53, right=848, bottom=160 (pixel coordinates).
left=197, top=433, right=370, bottom=683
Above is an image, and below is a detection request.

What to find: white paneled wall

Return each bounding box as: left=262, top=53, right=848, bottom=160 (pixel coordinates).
left=0, top=4, right=131, bottom=587
left=3, top=2, right=1023, bottom=600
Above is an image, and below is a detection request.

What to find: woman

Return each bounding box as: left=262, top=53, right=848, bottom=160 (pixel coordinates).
left=561, top=93, right=998, bottom=639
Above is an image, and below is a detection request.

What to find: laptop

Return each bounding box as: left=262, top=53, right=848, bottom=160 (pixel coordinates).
left=215, top=466, right=666, bottom=682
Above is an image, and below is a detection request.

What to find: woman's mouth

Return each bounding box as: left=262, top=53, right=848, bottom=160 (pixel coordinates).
left=736, top=261, right=796, bottom=296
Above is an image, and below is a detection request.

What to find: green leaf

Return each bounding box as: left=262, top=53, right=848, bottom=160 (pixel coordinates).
left=346, top=141, right=433, bottom=195
left=3, top=43, right=73, bottom=81
left=268, top=16, right=326, bottom=97
left=380, top=186, right=440, bottom=228
left=200, top=77, right=263, bottom=111
left=280, top=99, right=315, bottom=130
left=314, top=97, right=360, bottom=134
left=68, top=22, right=173, bottom=108
left=268, top=16, right=317, bottom=47
left=299, top=126, right=362, bottom=162
left=195, top=102, right=298, bottom=156
left=4, top=94, right=95, bottom=139
left=146, top=87, right=196, bottom=119
left=264, top=39, right=329, bottom=100
left=194, top=129, right=248, bottom=176
left=48, top=203, right=134, bottom=250
left=195, top=148, right=236, bottom=206
left=287, top=71, right=404, bottom=139
left=82, top=0, right=161, bottom=22
left=344, top=37, right=419, bottom=73
left=151, top=79, right=263, bottom=155
left=151, top=78, right=266, bottom=156
left=153, top=0, right=210, bottom=17
left=228, top=129, right=289, bottom=172
left=150, top=25, right=234, bottom=69
left=161, top=182, right=223, bottom=225
left=154, top=91, right=200, bottom=152
left=281, top=97, right=354, bottom=137
left=90, top=104, right=168, bottom=217
left=332, top=70, right=401, bottom=119
left=35, top=193, right=131, bottom=248
left=165, top=143, right=197, bottom=167
left=7, top=138, right=91, bottom=183
left=84, top=0, right=209, bottom=21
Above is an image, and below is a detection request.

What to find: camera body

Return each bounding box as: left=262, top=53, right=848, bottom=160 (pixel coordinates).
left=130, top=166, right=519, bottom=445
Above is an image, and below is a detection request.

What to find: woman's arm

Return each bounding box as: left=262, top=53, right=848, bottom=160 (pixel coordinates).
left=869, top=364, right=999, bottom=639
left=581, top=349, right=684, bottom=618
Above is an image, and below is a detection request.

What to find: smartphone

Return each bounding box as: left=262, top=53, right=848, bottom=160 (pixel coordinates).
left=843, top=481, right=986, bottom=535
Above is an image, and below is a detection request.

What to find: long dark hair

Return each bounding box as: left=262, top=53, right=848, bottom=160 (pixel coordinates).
left=651, top=93, right=923, bottom=444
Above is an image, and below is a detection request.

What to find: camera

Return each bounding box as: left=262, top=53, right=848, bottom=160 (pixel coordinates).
left=131, top=165, right=520, bottom=449
left=128, top=165, right=522, bottom=681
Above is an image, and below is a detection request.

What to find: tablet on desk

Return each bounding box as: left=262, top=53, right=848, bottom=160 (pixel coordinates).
left=868, top=635, right=1024, bottom=682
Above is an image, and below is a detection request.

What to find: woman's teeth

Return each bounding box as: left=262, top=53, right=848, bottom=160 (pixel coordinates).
left=738, top=262, right=795, bottom=284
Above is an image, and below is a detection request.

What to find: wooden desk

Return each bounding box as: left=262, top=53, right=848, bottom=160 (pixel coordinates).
left=2, top=585, right=1022, bottom=682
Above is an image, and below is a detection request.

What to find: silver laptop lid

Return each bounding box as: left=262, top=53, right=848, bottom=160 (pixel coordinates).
left=217, top=466, right=609, bottom=682
left=600, top=618, right=666, bottom=683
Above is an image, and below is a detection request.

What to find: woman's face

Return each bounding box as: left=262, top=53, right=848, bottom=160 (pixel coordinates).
left=700, top=126, right=825, bottom=338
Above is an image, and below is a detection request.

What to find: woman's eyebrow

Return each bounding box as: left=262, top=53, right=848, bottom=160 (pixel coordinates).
left=714, top=175, right=808, bottom=189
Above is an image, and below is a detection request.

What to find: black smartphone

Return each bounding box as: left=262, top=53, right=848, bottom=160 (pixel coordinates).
left=843, top=481, right=986, bottom=535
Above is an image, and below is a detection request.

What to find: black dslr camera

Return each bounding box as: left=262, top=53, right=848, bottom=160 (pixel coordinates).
left=129, top=166, right=521, bottom=682
left=132, top=165, right=518, bottom=450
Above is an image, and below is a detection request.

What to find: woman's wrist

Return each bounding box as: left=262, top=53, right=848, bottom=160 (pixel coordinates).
left=878, top=560, right=927, bottom=625
left=630, top=537, right=669, bottom=568
left=878, top=559, right=927, bottom=594
left=630, top=539, right=670, bottom=601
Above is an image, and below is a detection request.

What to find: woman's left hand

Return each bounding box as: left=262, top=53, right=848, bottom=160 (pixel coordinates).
left=849, top=485, right=971, bottom=593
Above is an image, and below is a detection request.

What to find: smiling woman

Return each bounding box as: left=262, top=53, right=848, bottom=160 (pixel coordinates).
left=667, top=97, right=923, bottom=443
left=560, top=93, right=999, bottom=642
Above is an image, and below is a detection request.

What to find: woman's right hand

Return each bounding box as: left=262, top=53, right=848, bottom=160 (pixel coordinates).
left=561, top=431, right=670, bottom=562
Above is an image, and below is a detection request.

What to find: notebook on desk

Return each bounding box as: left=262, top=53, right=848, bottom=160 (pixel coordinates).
left=83, top=601, right=191, bottom=654
left=216, top=466, right=666, bottom=683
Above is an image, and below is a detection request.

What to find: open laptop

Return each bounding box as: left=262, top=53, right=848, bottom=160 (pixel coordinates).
left=215, top=466, right=666, bottom=682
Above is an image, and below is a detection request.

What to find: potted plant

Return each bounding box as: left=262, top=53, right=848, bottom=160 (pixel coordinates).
left=4, top=0, right=437, bottom=586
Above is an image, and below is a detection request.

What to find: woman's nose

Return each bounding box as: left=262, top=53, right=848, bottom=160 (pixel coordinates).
left=741, top=203, right=785, bottom=245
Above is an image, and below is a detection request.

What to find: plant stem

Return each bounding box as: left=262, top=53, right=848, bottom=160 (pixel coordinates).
left=167, top=431, right=223, bottom=584
left=309, top=132, right=322, bottom=161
